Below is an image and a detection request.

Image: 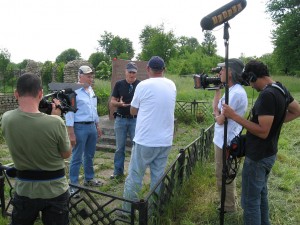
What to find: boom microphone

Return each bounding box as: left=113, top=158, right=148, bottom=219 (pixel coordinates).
left=200, top=0, right=247, bottom=31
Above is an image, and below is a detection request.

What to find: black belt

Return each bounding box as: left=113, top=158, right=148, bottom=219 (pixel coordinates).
left=74, top=121, right=94, bottom=124
left=115, top=113, right=137, bottom=119
left=6, top=168, right=65, bottom=180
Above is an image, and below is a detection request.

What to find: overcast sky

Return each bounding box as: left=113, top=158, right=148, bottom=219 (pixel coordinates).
left=0, top=0, right=274, bottom=63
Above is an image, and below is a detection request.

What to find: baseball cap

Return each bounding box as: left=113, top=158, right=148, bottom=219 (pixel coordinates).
left=148, top=56, right=165, bottom=71
left=218, top=58, right=244, bottom=76
left=126, top=62, right=138, bottom=73
left=79, top=65, right=93, bottom=75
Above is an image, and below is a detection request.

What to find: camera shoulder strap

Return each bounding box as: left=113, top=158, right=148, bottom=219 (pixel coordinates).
left=267, top=82, right=289, bottom=131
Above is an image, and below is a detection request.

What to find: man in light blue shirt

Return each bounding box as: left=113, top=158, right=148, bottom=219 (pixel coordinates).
left=65, top=65, right=102, bottom=195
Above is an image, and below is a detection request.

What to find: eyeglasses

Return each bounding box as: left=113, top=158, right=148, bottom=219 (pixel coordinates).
left=129, top=84, right=133, bottom=93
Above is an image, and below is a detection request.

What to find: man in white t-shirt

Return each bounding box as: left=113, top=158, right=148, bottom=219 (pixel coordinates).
left=121, top=56, right=177, bottom=212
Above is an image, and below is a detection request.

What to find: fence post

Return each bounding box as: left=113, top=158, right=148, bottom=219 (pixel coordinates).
left=136, top=199, right=148, bottom=225
left=178, top=149, right=185, bottom=185
left=0, top=163, right=6, bottom=217
left=192, top=99, right=196, bottom=116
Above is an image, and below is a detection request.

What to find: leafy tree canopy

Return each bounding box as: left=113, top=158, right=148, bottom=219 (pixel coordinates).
left=88, top=52, right=110, bottom=69
left=0, top=48, right=11, bottom=72
left=138, top=24, right=177, bottom=64
left=55, top=48, right=81, bottom=64
left=266, top=0, right=300, bottom=74
left=98, top=31, right=134, bottom=60
left=201, top=31, right=217, bottom=56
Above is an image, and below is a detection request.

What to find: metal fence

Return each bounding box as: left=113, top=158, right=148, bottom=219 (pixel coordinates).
left=176, top=100, right=210, bottom=116
left=0, top=124, right=214, bottom=225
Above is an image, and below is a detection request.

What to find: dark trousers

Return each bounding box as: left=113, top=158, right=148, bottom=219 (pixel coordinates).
left=11, top=191, right=69, bottom=225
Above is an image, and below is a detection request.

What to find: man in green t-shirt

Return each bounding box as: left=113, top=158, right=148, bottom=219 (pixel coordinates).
left=1, top=73, right=72, bottom=225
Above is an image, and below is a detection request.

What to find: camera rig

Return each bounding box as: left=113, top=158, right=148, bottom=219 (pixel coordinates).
left=193, top=73, right=222, bottom=90
left=39, top=82, right=84, bottom=115
left=39, top=89, right=77, bottom=115
left=193, top=66, right=223, bottom=90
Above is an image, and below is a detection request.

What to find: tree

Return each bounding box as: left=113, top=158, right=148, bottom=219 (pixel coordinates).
left=55, top=62, right=65, bottom=82
left=41, top=61, right=54, bottom=85
left=266, top=0, right=300, bottom=74
left=138, top=24, right=177, bottom=64
left=88, top=52, right=110, bottom=69
left=98, top=31, right=134, bottom=60
left=0, top=48, right=11, bottom=73
left=55, top=48, right=81, bottom=64
left=201, top=31, right=217, bottom=56
left=177, top=36, right=200, bottom=55
left=17, top=59, right=29, bottom=70
left=95, top=61, right=112, bottom=80
left=0, top=49, right=14, bottom=90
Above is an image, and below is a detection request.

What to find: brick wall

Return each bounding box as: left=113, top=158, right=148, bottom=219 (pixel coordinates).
left=0, top=94, right=18, bottom=114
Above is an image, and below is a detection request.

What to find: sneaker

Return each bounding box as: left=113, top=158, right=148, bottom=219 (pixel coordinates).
left=84, top=179, right=103, bottom=187
left=69, top=187, right=80, bottom=198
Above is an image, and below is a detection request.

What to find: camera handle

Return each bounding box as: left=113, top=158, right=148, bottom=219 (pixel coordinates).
left=220, top=22, right=230, bottom=225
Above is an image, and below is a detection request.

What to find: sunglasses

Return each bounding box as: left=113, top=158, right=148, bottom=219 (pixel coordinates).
left=129, top=84, right=133, bottom=93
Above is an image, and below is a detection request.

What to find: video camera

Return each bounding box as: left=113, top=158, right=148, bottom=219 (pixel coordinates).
left=39, top=88, right=77, bottom=115
left=193, top=66, right=222, bottom=90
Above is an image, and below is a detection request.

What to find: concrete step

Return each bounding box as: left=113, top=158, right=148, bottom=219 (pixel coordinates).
left=101, top=127, right=115, bottom=136
left=99, top=135, right=132, bottom=147
left=96, top=143, right=132, bottom=153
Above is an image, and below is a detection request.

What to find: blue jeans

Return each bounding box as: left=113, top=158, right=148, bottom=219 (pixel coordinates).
left=122, top=143, right=171, bottom=211
left=69, top=123, right=98, bottom=184
left=11, top=191, right=69, bottom=225
left=241, top=155, right=276, bottom=225
left=113, top=117, right=136, bottom=176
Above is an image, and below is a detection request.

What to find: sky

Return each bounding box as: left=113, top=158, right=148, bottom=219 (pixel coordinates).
left=0, top=0, right=274, bottom=64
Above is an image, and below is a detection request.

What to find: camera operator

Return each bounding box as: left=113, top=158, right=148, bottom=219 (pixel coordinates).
left=213, top=58, right=248, bottom=213
left=1, top=73, right=72, bottom=225
left=222, top=60, right=300, bottom=224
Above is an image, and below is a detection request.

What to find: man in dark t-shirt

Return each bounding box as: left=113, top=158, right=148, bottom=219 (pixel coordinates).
left=110, top=62, right=140, bottom=179
left=222, top=60, right=300, bottom=225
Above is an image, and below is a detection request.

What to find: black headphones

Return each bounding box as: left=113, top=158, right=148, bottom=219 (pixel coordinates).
left=248, top=71, right=257, bottom=83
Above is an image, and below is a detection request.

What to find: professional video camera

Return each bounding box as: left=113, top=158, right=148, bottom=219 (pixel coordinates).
left=39, top=88, right=77, bottom=115
left=193, top=66, right=223, bottom=90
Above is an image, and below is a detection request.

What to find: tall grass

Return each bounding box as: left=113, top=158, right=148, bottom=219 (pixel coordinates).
left=159, top=118, right=300, bottom=225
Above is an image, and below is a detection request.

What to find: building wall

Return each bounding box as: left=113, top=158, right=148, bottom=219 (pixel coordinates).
left=0, top=94, right=18, bottom=114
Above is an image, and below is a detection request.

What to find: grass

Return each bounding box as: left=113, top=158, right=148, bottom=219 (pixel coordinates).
left=158, top=118, right=300, bottom=225
left=0, top=74, right=299, bottom=225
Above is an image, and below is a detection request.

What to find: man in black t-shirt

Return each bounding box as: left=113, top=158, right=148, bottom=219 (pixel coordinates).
left=110, top=62, right=140, bottom=179
left=222, top=60, right=300, bottom=225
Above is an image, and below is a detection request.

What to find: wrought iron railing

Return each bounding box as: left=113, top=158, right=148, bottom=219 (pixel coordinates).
left=176, top=100, right=210, bottom=117
left=0, top=124, right=214, bottom=225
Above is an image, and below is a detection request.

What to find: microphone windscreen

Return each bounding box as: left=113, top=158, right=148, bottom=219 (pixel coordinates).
left=200, top=0, right=247, bottom=30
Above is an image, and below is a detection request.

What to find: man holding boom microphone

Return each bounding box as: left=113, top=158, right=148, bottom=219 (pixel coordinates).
left=213, top=58, right=248, bottom=213
left=222, top=60, right=300, bottom=224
